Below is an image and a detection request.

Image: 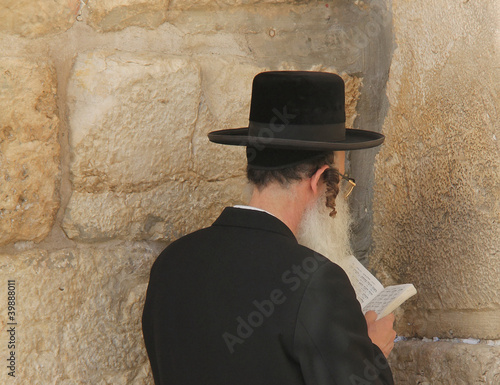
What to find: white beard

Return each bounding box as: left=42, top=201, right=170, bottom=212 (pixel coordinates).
left=296, top=190, right=353, bottom=271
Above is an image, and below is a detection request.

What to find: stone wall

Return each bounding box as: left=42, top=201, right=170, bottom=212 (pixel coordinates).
left=0, top=0, right=393, bottom=383
left=2, top=0, right=498, bottom=383
left=371, top=0, right=500, bottom=383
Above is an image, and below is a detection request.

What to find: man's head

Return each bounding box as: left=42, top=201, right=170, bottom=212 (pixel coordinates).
left=246, top=150, right=340, bottom=217
left=246, top=149, right=353, bottom=265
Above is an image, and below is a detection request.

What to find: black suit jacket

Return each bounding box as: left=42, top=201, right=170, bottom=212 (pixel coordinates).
left=142, top=207, right=394, bottom=385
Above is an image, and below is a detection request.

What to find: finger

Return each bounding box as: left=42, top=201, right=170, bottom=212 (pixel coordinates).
left=364, top=311, right=378, bottom=323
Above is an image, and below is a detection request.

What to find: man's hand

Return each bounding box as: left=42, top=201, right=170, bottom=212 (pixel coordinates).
left=365, top=311, right=397, bottom=358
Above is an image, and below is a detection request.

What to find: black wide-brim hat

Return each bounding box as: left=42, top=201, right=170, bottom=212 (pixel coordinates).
left=208, top=71, right=384, bottom=151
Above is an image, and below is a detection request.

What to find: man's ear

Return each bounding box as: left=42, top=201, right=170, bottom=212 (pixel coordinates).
left=309, top=165, right=330, bottom=196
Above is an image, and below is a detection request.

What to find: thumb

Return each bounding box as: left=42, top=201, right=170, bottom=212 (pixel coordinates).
left=364, top=310, right=378, bottom=323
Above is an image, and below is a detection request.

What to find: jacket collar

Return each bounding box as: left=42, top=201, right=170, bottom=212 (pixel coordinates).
left=212, top=207, right=296, bottom=241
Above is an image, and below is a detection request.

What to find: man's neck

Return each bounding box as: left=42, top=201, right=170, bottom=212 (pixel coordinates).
left=247, top=182, right=309, bottom=236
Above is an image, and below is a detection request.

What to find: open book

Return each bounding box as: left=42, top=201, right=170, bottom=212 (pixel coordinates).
left=342, top=255, right=417, bottom=319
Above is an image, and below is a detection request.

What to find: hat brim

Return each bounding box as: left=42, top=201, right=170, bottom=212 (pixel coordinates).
left=208, top=127, right=384, bottom=150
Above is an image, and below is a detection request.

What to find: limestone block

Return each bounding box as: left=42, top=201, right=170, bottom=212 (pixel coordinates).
left=389, top=341, right=500, bottom=384
left=169, top=0, right=289, bottom=11
left=0, top=243, right=159, bottom=384
left=87, top=0, right=169, bottom=32
left=371, top=0, right=500, bottom=338
left=402, top=308, right=500, bottom=341
left=192, top=57, right=265, bottom=180
left=199, top=58, right=260, bottom=127
left=167, top=5, right=373, bottom=70
left=342, top=73, right=362, bottom=129
left=191, top=99, right=248, bottom=181
left=183, top=32, right=250, bottom=57
left=239, top=4, right=379, bottom=70
left=0, top=0, right=78, bottom=37
left=0, top=57, right=60, bottom=246
left=63, top=178, right=248, bottom=241
left=65, top=51, right=249, bottom=241
left=67, top=51, right=200, bottom=193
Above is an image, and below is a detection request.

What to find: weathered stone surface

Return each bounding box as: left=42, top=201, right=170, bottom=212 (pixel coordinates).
left=371, top=0, right=500, bottom=338
left=389, top=341, right=500, bottom=384
left=64, top=51, right=250, bottom=241
left=67, top=51, right=200, bottom=193
left=192, top=57, right=264, bottom=180
left=167, top=3, right=390, bottom=71
left=6, top=0, right=498, bottom=380
left=63, top=178, right=247, bottom=241
left=402, top=309, right=500, bottom=341
left=0, top=57, right=60, bottom=246
left=168, top=0, right=291, bottom=11
left=0, top=243, right=159, bottom=384
left=0, top=0, right=78, bottom=37
left=87, top=0, right=169, bottom=32
left=341, top=73, right=362, bottom=129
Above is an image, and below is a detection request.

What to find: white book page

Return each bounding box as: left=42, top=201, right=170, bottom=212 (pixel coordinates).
left=343, top=255, right=384, bottom=308
left=362, top=284, right=417, bottom=319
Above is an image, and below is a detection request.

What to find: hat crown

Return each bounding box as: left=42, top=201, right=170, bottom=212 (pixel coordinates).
left=249, top=71, right=345, bottom=126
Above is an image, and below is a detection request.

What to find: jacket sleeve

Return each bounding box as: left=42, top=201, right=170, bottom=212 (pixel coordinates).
left=293, top=262, right=394, bottom=385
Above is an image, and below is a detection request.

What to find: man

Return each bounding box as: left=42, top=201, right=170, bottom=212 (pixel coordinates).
left=142, top=71, right=396, bottom=384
